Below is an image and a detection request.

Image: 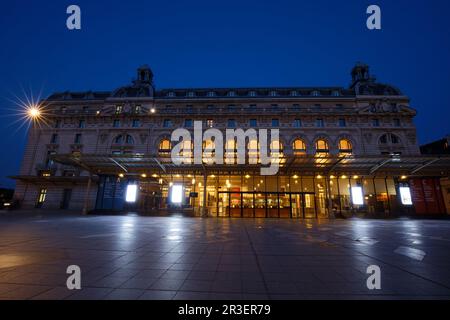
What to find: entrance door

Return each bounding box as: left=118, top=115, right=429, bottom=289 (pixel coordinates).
left=61, top=189, right=72, bottom=209
left=304, top=193, right=317, bottom=218
left=291, top=193, right=303, bottom=218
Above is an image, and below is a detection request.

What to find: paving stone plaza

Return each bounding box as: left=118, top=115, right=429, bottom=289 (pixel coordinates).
left=1, top=212, right=450, bottom=300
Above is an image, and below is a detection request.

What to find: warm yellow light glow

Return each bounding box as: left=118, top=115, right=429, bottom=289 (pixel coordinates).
left=152, top=174, right=158, bottom=178
left=118, top=173, right=124, bottom=178
left=210, top=175, right=215, bottom=178
left=316, top=175, right=323, bottom=179
left=150, top=108, right=156, bottom=113
left=401, top=175, right=407, bottom=180
left=245, top=174, right=251, bottom=179
left=341, top=175, right=347, bottom=179
left=192, top=179, right=196, bottom=184
left=293, top=175, right=299, bottom=179
left=353, top=175, right=359, bottom=179
left=141, top=173, right=147, bottom=178
left=330, top=175, right=335, bottom=179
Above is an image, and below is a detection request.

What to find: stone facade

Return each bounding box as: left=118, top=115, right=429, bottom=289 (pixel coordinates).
left=12, top=63, right=420, bottom=211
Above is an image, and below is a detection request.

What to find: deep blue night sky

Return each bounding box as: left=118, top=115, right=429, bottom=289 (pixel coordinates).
left=0, top=0, right=449, bottom=188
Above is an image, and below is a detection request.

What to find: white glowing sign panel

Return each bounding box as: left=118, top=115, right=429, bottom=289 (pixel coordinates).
left=399, top=187, right=413, bottom=205
left=351, top=186, right=364, bottom=205
left=171, top=185, right=183, bottom=204
left=125, top=184, right=137, bottom=202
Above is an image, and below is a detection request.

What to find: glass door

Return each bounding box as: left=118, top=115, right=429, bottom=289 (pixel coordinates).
left=304, top=193, right=316, bottom=218
left=291, top=193, right=303, bottom=218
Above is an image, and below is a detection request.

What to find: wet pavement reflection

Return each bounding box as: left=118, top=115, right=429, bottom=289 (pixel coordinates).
left=0, top=212, right=450, bottom=300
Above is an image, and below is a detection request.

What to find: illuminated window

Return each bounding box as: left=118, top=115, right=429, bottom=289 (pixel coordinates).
left=203, top=139, right=215, bottom=163
left=338, top=139, right=353, bottom=155
left=158, top=139, right=172, bottom=155
left=248, top=140, right=259, bottom=163
left=315, top=139, right=329, bottom=156
left=115, top=105, right=123, bottom=114
left=293, top=139, right=306, bottom=156
left=36, top=188, right=47, bottom=207
left=206, top=119, right=214, bottom=128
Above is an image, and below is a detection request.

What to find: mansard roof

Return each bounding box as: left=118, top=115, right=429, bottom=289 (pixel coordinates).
left=45, top=63, right=405, bottom=102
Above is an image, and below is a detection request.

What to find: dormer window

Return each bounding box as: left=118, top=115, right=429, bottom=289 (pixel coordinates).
left=167, top=91, right=175, bottom=97
left=187, top=91, right=195, bottom=97
left=269, top=91, right=277, bottom=97
left=332, top=90, right=340, bottom=97
left=249, top=91, right=257, bottom=97
left=207, top=91, right=216, bottom=97
left=227, top=91, right=236, bottom=97
left=290, top=91, right=299, bottom=97
left=311, top=90, right=320, bottom=97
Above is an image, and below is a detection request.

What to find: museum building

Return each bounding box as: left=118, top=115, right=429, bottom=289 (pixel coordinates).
left=11, top=64, right=450, bottom=218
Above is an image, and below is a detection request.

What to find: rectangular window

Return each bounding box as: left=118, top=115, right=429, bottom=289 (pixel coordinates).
left=394, top=118, right=401, bottom=127
left=134, top=105, right=141, bottom=114
left=115, top=105, right=123, bottom=114
left=74, top=134, right=82, bottom=144
left=373, top=119, right=380, bottom=127
left=132, top=119, right=140, bottom=128
left=294, top=119, right=302, bottom=128
left=271, top=119, right=280, bottom=127
left=54, top=120, right=61, bottom=128
left=316, top=118, right=324, bottom=127
left=78, top=120, right=86, bottom=128
left=113, top=119, right=120, bottom=128
left=163, top=119, right=173, bottom=128
left=249, top=119, right=257, bottom=127
left=36, top=188, right=47, bottom=206
left=227, top=119, right=236, bottom=128
left=184, top=119, right=193, bottom=127
left=206, top=119, right=214, bottom=128
left=339, top=118, right=346, bottom=127
left=50, top=134, right=58, bottom=144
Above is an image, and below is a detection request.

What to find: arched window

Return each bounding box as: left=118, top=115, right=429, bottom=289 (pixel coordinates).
left=390, top=134, right=400, bottom=144
left=379, top=134, right=388, bottom=144
left=315, top=139, right=329, bottom=156
left=338, top=139, right=353, bottom=155
left=158, top=139, right=171, bottom=155
left=125, top=135, right=134, bottom=144
left=248, top=139, right=259, bottom=163
left=292, top=139, right=307, bottom=156
left=203, top=139, right=215, bottom=164
left=270, top=140, right=283, bottom=162
left=114, top=135, right=123, bottom=144
left=225, top=139, right=236, bottom=164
